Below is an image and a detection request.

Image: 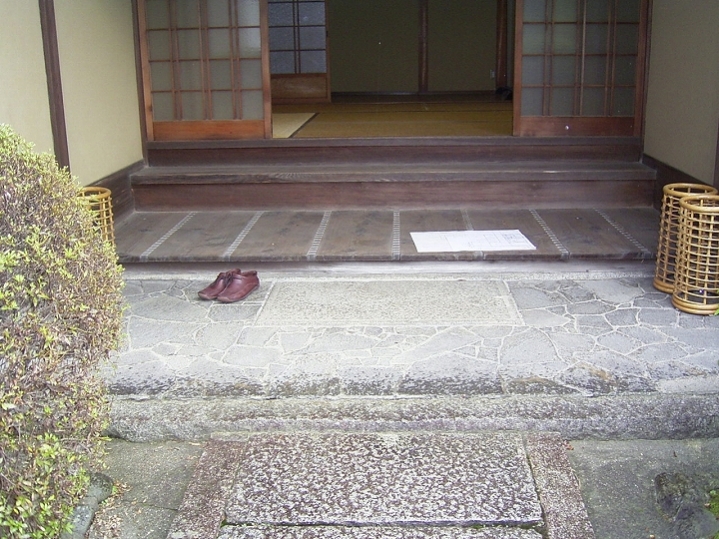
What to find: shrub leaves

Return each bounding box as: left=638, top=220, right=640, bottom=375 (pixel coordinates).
left=0, top=125, right=124, bottom=538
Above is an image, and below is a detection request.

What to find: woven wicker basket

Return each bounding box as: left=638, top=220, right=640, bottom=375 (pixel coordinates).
left=654, top=183, right=717, bottom=293
left=671, top=194, right=719, bottom=315
left=78, top=187, right=115, bottom=246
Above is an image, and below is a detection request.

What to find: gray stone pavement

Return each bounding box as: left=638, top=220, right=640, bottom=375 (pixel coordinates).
left=109, top=261, right=719, bottom=402
left=93, top=261, right=719, bottom=539
left=89, top=437, right=719, bottom=539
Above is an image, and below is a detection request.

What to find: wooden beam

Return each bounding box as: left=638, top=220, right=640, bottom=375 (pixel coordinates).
left=418, top=0, right=429, bottom=93
left=131, top=0, right=149, bottom=159
left=38, top=0, right=70, bottom=170
left=496, top=0, right=508, bottom=89
left=715, top=114, right=719, bottom=188
left=512, top=0, right=524, bottom=135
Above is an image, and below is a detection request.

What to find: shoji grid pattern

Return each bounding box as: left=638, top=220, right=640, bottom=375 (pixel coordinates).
left=268, top=0, right=327, bottom=74
left=520, top=0, right=640, bottom=117
left=144, top=0, right=265, bottom=121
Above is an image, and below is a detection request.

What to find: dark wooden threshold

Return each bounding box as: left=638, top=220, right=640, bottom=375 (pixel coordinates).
left=329, top=91, right=498, bottom=99
left=147, top=135, right=640, bottom=150
left=146, top=136, right=644, bottom=167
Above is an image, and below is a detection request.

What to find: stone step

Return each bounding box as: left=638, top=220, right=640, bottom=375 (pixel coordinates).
left=167, top=431, right=593, bottom=539
left=217, top=527, right=542, bottom=538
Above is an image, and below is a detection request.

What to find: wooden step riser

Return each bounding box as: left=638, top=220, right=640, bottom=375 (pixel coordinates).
left=133, top=178, right=654, bottom=211
left=147, top=137, right=642, bottom=167
left=133, top=168, right=655, bottom=185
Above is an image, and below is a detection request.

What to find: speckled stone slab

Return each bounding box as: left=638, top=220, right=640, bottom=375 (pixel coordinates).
left=225, top=432, right=542, bottom=526
left=217, top=526, right=542, bottom=539
left=525, top=433, right=595, bottom=539
left=256, top=280, right=521, bottom=326
left=167, top=440, right=244, bottom=539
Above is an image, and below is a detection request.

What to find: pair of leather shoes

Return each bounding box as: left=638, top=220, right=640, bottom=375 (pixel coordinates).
left=198, top=269, right=259, bottom=303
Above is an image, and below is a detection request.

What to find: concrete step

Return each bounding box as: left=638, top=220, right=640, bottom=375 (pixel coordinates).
left=167, top=431, right=593, bottom=539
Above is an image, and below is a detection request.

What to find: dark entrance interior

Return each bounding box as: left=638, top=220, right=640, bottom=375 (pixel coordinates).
left=326, top=0, right=499, bottom=95
left=268, top=0, right=512, bottom=138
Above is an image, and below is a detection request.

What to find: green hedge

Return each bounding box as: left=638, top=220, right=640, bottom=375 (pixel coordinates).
left=0, top=125, right=124, bottom=538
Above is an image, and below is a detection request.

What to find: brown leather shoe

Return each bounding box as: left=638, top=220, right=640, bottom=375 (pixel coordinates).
left=198, top=269, right=240, bottom=300
left=217, top=270, right=259, bottom=303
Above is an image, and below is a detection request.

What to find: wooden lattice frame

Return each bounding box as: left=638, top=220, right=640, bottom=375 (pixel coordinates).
left=671, top=194, right=719, bottom=315
left=653, top=183, right=717, bottom=293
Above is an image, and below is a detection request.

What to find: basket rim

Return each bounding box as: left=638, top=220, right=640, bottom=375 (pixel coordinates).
left=79, top=186, right=111, bottom=195
left=679, top=194, right=719, bottom=213
left=664, top=183, right=718, bottom=197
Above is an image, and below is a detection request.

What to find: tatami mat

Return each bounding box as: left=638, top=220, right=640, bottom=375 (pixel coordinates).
left=115, top=207, right=659, bottom=264
left=272, top=99, right=513, bottom=138
left=272, top=113, right=316, bottom=138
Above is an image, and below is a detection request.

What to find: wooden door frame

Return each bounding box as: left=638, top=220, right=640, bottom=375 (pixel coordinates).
left=495, top=0, right=509, bottom=89
left=418, top=0, right=428, bottom=92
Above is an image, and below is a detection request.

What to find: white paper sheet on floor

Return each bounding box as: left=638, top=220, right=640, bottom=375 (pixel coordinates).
left=410, top=229, right=536, bottom=252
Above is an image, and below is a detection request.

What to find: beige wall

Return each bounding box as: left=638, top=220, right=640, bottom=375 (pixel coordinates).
left=328, top=0, right=497, bottom=93
left=644, top=0, right=719, bottom=186
left=428, top=0, right=496, bottom=92
left=55, top=1, right=143, bottom=186
left=328, top=0, right=420, bottom=93
left=0, top=1, right=54, bottom=153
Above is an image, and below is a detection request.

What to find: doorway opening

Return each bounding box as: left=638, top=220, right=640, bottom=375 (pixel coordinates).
left=136, top=0, right=647, bottom=143
left=269, top=0, right=513, bottom=139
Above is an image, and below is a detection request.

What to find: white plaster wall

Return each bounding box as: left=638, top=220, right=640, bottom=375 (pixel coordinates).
left=644, top=0, right=719, bottom=185
left=0, top=1, right=54, bottom=153
left=55, top=0, right=143, bottom=186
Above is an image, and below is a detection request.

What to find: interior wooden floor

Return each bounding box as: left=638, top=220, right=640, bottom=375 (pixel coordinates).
left=272, top=94, right=513, bottom=139
left=114, top=206, right=659, bottom=264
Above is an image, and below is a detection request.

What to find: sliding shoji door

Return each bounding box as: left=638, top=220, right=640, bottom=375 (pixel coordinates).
left=268, top=0, right=329, bottom=103
left=138, top=0, right=271, bottom=141
left=513, top=0, right=649, bottom=136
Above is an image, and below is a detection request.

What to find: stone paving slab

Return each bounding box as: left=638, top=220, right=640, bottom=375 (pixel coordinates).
left=226, top=432, right=541, bottom=526
left=168, top=440, right=243, bottom=539
left=167, top=432, right=593, bottom=539
left=217, top=526, right=543, bottom=539
left=526, top=433, right=594, bottom=539
left=256, top=280, right=520, bottom=326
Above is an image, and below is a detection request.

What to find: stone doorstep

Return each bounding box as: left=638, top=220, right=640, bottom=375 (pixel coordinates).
left=166, top=431, right=594, bottom=539
left=217, top=526, right=543, bottom=538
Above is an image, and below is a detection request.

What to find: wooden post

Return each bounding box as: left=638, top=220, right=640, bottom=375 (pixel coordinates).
left=38, top=0, right=70, bottom=170
left=418, top=0, right=429, bottom=93
left=496, top=0, right=508, bottom=89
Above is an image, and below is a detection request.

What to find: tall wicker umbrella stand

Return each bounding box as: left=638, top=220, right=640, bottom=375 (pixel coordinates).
left=671, top=194, right=719, bottom=315
left=78, top=186, right=115, bottom=247
left=654, top=183, right=717, bottom=293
